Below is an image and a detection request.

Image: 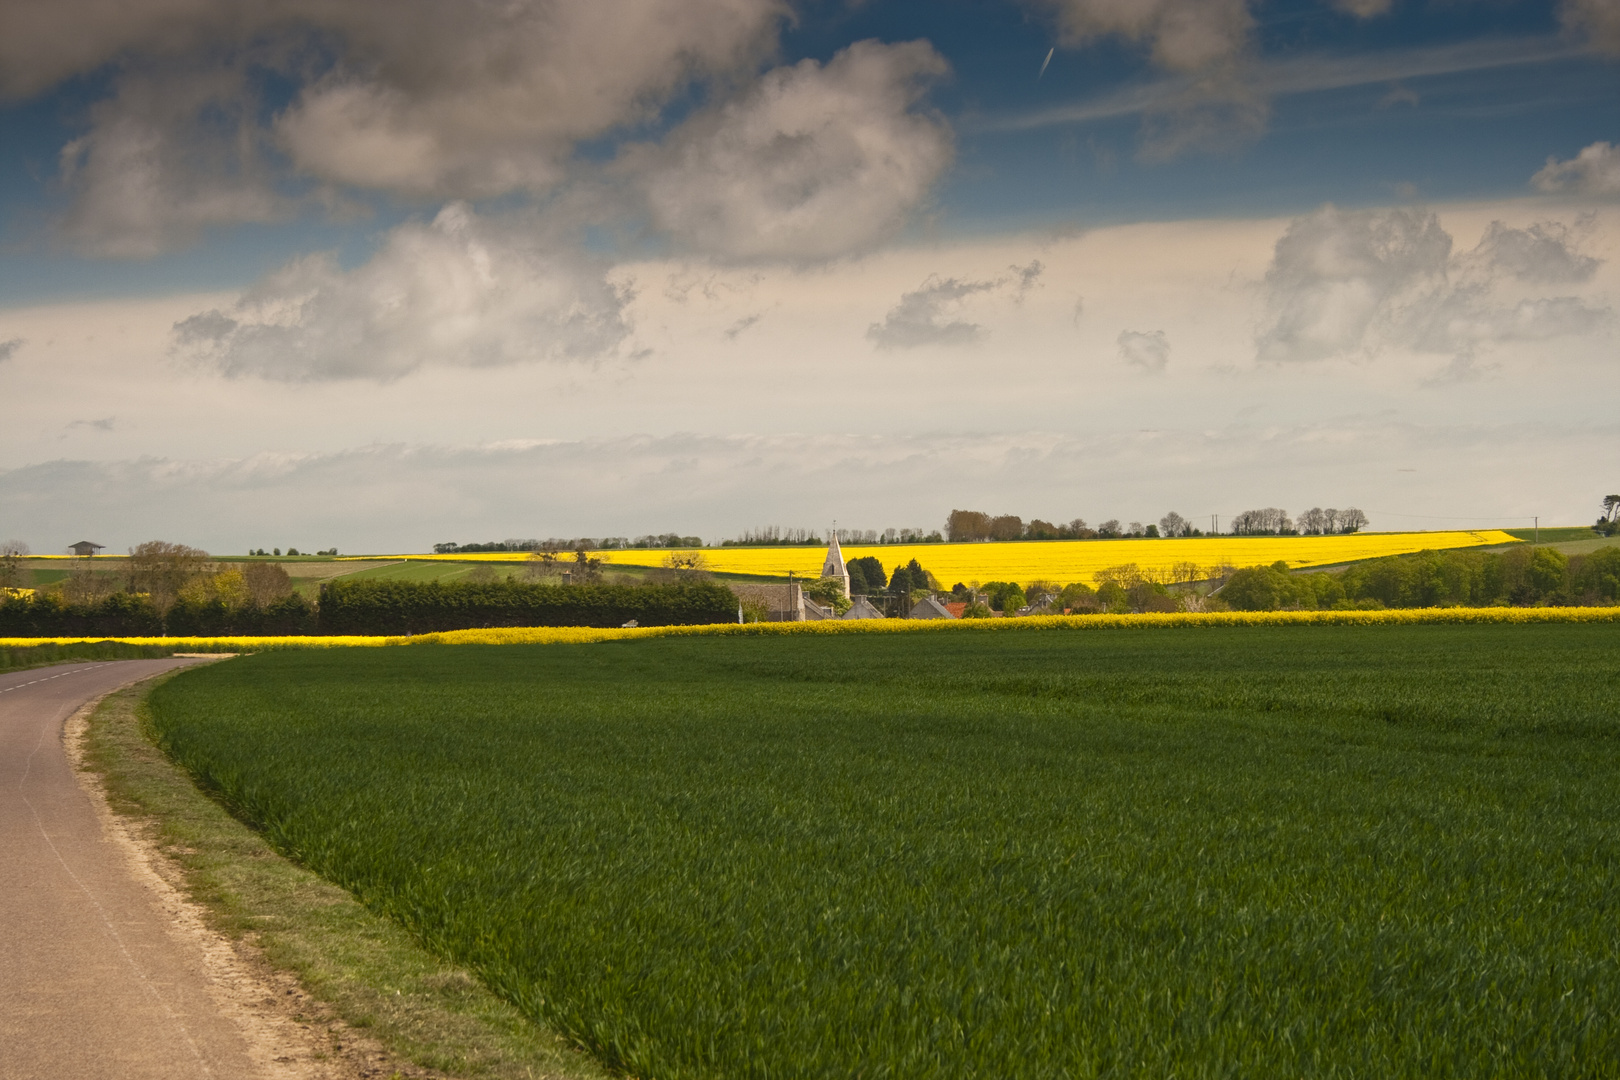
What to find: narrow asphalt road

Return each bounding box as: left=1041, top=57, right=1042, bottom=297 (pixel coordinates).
left=0, top=658, right=268, bottom=1080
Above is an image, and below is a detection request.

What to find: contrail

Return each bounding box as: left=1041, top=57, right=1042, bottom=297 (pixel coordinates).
left=1038, top=46, right=1054, bottom=79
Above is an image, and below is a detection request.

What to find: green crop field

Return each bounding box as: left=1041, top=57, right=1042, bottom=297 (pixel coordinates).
left=1504, top=526, right=1606, bottom=543
left=148, top=626, right=1620, bottom=1079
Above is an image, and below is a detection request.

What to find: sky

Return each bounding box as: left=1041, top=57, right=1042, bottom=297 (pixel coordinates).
left=0, top=0, right=1616, bottom=555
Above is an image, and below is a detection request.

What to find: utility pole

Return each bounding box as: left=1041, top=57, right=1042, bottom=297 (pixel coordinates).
left=1534, top=516, right=1539, bottom=545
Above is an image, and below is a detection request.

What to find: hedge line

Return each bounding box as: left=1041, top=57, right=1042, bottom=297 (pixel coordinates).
left=0, top=639, right=181, bottom=672
left=0, top=581, right=737, bottom=637
left=317, top=579, right=737, bottom=634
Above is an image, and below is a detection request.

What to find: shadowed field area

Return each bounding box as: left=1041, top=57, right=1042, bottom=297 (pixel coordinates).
left=148, top=626, right=1620, bottom=1079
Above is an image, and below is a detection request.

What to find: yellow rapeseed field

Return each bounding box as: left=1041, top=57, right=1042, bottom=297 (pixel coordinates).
left=3, top=603, right=1612, bottom=652
left=349, top=530, right=1518, bottom=585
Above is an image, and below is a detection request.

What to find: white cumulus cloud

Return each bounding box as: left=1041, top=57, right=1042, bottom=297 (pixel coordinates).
left=1533, top=141, right=1620, bottom=198
left=172, top=204, right=630, bottom=381
left=638, top=40, right=952, bottom=261
left=1257, top=205, right=1609, bottom=366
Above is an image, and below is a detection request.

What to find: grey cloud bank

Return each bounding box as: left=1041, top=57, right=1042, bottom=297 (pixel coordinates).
left=4, top=422, right=1612, bottom=555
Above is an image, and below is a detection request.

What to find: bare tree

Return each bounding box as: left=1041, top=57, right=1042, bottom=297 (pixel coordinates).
left=126, top=541, right=210, bottom=609
left=1097, top=519, right=1121, bottom=538
left=244, top=562, right=293, bottom=606
left=1230, top=508, right=1294, bottom=535
left=64, top=556, right=115, bottom=604
left=1169, top=560, right=1204, bottom=584
left=0, top=540, right=27, bottom=590
left=1095, top=563, right=1146, bottom=590
left=988, top=515, right=1024, bottom=541
left=946, top=510, right=992, bottom=542
left=1159, top=512, right=1190, bottom=538
left=1298, top=508, right=1328, bottom=535
left=1603, top=495, right=1619, bottom=522
left=1337, top=508, right=1368, bottom=534
left=649, top=549, right=708, bottom=584
left=570, top=546, right=606, bottom=583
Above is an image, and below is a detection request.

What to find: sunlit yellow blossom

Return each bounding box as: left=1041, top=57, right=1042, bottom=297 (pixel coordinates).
left=337, top=530, right=1519, bottom=585
left=3, top=603, right=1613, bottom=652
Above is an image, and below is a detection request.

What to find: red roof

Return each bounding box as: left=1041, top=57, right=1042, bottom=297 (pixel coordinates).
left=944, top=602, right=967, bottom=618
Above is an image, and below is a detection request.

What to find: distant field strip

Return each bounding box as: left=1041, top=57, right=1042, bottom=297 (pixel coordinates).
left=345, top=530, right=1519, bottom=583
left=148, top=626, right=1620, bottom=1079
left=4, top=602, right=1616, bottom=651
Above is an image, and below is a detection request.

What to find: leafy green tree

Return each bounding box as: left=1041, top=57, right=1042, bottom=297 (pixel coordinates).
left=1057, top=582, right=1099, bottom=612
left=888, top=559, right=934, bottom=598
left=847, top=556, right=886, bottom=594
left=1220, top=563, right=1291, bottom=611
left=981, top=581, right=1026, bottom=612
left=802, top=578, right=852, bottom=615
left=1570, top=547, right=1620, bottom=601
left=1527, top=547, right=1569, bottom=600
left=1023, top=580, right=1060, bottom=608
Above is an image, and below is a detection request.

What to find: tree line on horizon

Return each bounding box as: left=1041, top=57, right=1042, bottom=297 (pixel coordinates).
left=945, top=507, right=1368, bottom=542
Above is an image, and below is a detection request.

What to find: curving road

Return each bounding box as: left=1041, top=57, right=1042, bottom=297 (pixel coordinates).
left=0, top=659, right=268, bottom=1080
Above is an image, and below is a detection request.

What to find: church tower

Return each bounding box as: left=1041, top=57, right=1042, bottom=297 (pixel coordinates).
left=820, top=527, right=850, bottom=598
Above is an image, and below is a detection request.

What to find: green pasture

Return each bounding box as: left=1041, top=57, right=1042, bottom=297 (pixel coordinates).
left=1508, top=536, right=1620, bottom=557
left=148, top=626, right=1620, bottom=1079
left=339, top=559, right=491, bottom=583
left=1503, top=526, right=1606, bottom=543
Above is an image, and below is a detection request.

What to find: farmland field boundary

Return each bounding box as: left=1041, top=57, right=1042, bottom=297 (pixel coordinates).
left=80, top=675, right=611, bottom=1080
left=4, top=603, right=1619, bottom=651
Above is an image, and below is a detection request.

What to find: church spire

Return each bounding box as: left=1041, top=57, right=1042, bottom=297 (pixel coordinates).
left=820, top=524, right=850, bottom=598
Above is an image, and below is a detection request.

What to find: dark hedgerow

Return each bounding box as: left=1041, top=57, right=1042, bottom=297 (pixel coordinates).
left=165, top=593, right=319, bottom=636
left=0, top=590, right=165, bottom=637
left=316, top=579, right=737, bottom=634
left=0, top=581, right=736, bottom=636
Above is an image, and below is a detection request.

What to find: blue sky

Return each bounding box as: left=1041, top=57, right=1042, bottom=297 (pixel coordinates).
left=0, top=0, right=1616, bottom=551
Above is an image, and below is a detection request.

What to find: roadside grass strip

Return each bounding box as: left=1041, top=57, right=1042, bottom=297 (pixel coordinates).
left=3, top=603, right=1618, bottom=651
left=82, top=677, right=611, bottom=1080
left=146, top=626, right=1620, bottom=1079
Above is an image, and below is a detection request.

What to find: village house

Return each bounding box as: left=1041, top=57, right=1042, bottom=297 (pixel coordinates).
left=725, top=531, right=954, bottom=621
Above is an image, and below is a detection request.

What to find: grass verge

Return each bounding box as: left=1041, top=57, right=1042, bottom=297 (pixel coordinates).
left=81, top=673, right=610, bottom=1080
left=0, top=640, right=176, bottom=673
